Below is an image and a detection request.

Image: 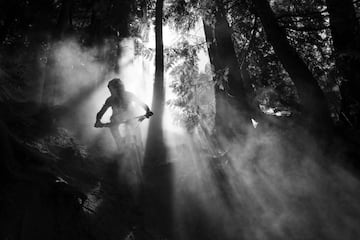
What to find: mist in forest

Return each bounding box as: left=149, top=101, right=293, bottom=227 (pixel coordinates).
left=42, top=29, right=360, bottom=240
left=43, top=38, right=154, bottom=155
left=3, top=0, right=360, bottom=238
left=168, top=103, right=360, bottom=240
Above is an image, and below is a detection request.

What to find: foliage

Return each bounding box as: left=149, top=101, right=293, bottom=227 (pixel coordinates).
left=167, top=40, right=201, bottom=132
left=163, top=37, right=214, bottom=132
left=0, top=0, right=145, bottom=105
left=164, top=0, right=300, bottom=116
left=164, top=0, right=200, bottom=32
left=132, top=2, right=213, bottom=133
left=225, top=0, right=343, bottom=117
left=225, top=1, right=298, bottom=113
left=0, top=0, right=357, bottom=127
left=272, top=0, right=342, bottom=117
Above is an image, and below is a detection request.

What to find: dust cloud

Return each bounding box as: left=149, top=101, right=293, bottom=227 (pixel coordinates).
left=168, top=103, right=360, bottom=240
left=42, top=32, right=360, bottom=240
left=43, top=38, right=154, bottom=155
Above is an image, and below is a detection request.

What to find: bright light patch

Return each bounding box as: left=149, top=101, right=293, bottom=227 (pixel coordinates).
left=48, top=18, right=360, bottom=240
left=251, top=118, right=259, bottom=128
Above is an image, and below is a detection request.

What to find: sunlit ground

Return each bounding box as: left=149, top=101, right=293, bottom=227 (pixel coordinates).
left=50, top=21, right=360, bottom=240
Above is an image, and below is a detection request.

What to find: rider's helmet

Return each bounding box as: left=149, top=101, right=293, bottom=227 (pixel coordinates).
left=108, top=78, right=124, bottom=96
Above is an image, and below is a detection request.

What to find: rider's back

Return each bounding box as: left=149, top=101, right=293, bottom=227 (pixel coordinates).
left=107, top=91, right=138, bottom=123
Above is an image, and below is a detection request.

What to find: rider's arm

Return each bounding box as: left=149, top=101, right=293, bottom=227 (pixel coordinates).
left=127, top=92, right=150, bottom=113
left=96, top=98, right=111, bottom=123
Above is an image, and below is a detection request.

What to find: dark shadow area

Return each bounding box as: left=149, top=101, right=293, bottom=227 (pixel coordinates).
left=2, top=0, right=360, bottom=239
left=142, top=125, right=173, bottom=239
left=206, top=154, right=236, bottom=210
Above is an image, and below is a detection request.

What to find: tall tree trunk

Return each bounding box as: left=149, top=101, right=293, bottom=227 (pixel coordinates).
left=143, top=0, right=172, bottom=237
left=253, top=0, right=333, bottom=134
left=56, top=0, right=73, bottom=39
left=0, top=4, right=16, bottom=44
left=326, top=0, right=360, bottom=128
left=41, top=0, right=73, bottom=105
left=89, top=9, right=102, bottom=45
left=148, top=0, right=165, bottom=145
left=203, top=2, right=253, bottom=139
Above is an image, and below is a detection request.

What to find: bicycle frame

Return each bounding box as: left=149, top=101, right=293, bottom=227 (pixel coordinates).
left=97, top=114, right=147, bottom=128
left=96, top=115, right=147, bottom=188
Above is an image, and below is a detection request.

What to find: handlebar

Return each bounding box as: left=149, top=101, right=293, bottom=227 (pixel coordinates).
left=94, top=111, right=153, bottom=128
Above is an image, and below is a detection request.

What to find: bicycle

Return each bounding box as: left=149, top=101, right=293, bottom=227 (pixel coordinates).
left=94, top=112, right=153, bottom=186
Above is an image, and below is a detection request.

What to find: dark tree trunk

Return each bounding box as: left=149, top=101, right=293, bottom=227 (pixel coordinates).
left=326, top=0, right=360, bottom=128
left=56, top=0, right=73, bottom=39
left=41, top=0, right=74, bottom=105
left=145, top=0, right=165, bottom=162
left=203, top=19, right=229, bottom=137
left=88, top=0, right=105, bottom=45
left=143, top=0, right=172, bottom=237
left=0, top=4, right=16, bottom=44
left=203, top=2, right=253, bottom=138
left=149, top=0, right=165, bottom=142
left=89, top=10, right=102, bottom=44
left=326, top=0, right=358, bottom=53
left=253, top=0, right=333, bottom=134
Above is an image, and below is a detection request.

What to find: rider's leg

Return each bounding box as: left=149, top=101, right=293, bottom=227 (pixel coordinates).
left=109, top=125, right=124, bottom=152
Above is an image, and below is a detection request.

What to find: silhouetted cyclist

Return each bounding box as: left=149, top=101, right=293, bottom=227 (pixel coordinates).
left=94, top=78, right=153, bottom=151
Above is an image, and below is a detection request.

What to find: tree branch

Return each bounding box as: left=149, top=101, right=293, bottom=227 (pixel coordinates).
left=284, top=25, right=330, bottom=32
left=276, top=8, right=328, bottom=20
left=278, top=15, right=329, bottom=25
left=239, top=17, right=258, bottom=66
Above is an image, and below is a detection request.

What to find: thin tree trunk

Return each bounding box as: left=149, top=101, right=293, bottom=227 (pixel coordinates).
left=89, top=9, right=102, bottom=45
left=326, top=0, right=358, bottom=53
left=41, top=0, right=73, bottom=105
left=88, top=0, right=104, bottom=45
left=56, top=0, right=73, bottom=39
left=0, top=5, right=16, bottom=44
left=143, top=0, right=172, bottom=237
left=253, top=0, right=333, bottom=134
left=326, top=0, right=360, bottom=128
left=145, top=0, right=165, bottom=160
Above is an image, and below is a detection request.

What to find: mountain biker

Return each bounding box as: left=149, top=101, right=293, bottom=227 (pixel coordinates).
left=94, top=78, right=153, bottom=151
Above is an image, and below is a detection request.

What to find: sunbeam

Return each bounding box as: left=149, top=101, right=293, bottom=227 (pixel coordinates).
left=28, top=15, right=360, bottom=240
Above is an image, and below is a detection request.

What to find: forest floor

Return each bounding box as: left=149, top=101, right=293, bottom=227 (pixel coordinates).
left=0, top=101, right=165, bottom=240
left=1, top=100, right=360, bottom=240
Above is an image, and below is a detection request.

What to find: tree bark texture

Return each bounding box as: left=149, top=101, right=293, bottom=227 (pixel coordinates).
left=326, top=0, right=360, bottom=127
left=41, top=0, right=73, bottom=105
left=56, top=0, right=73, bottom=39
left=143, top=0, right=173, bottom=238
left=145, top=0, right=165, bottom=157
left=253, top=0, right=333, bottom=133
left=203, top=3, right=253, bottom=138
